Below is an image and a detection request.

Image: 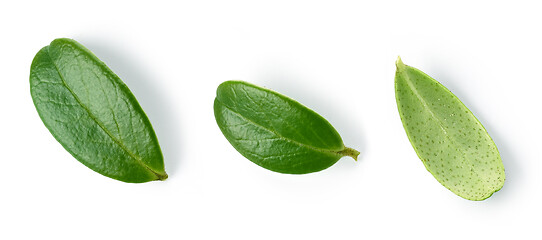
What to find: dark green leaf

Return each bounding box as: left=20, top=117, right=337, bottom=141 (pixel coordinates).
left=395, top=57, right=505, bottom=200
left=30, top=38, right=167, bottom=183
left=214, top=81, right=359, bottom=174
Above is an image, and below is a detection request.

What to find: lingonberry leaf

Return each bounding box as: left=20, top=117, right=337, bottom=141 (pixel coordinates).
left=30, top=38, right=167, bottom=183
left=395, top=57, right=505, bottom=200
left=214, top=80, right=359, bottom=174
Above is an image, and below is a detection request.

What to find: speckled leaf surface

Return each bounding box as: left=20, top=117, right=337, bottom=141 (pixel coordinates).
left=30, top=38, right=167, bottom=183
left=214, top=81, right=359, bottom=174
left=395, top=57, right=505, bottom=200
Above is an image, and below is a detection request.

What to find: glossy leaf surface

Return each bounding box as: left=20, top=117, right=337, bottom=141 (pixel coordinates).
left=30, top=38, right=167, bottom=183
left=214, top=81, right=359, bottom=174
left=395, top=57, right=505, bottom=200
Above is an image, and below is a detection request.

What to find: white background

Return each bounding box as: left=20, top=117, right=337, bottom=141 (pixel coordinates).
left=1, top=0, right=540, bottom=239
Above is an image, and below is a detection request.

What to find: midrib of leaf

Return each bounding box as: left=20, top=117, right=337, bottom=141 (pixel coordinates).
left=48, top=50, right=166, bottom=180
left=397, top=62, right=490, bottom=195
left=217, top=99, right=358, bottom=159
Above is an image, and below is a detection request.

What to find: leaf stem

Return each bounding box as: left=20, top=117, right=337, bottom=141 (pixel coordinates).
left=155, top=172, right=168, bottom=181
left=338, top=147, right=360, bottom=161
left=396, top=56, right=406, bottom=72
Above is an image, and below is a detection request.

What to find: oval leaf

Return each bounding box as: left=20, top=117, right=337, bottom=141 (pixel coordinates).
left=30, top=38, right=167, bottom=183
left=395, top=57, right=505, bottom=200
left=214, top=81, right=359, bottom=174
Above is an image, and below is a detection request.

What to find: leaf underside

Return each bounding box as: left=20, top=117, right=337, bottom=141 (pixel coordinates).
left=395, top=57, right=505, bottom=200
left=30, top=38, right=166, bottom=183
left=214, top=81, right=359, bottom=174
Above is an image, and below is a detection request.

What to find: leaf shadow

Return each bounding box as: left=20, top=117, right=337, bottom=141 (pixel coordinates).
left=81, top=39, right=184, bottom=177
left=253, top=66, right=367, bottom=170
left=425, top=64, right=522, bottom=202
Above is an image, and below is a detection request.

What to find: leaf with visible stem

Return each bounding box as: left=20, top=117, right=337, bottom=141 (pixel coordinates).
left=214, top=80, right=359, bottom=174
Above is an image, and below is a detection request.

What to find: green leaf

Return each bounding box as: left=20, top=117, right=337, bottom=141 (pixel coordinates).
left=395, top=57, right=505, bottom=200
left=30, top=38, right=167, bottom=183
left=214, top=80, right=359, bottom=174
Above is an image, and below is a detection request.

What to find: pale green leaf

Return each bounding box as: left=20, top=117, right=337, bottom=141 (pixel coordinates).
left=395, top=57, right=505, bottom=200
